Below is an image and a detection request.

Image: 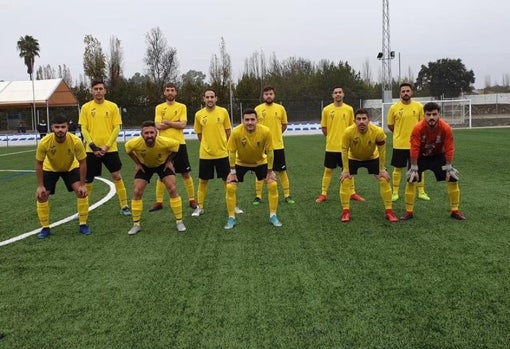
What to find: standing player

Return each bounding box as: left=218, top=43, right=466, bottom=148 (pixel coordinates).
left=316, top=86, right=365, bottom=203
left=339, top=109, right=398, bottom=223
left=79, top=80, right=131, bottom=216
left=253, top=86, right=295, bottom=205
left=124, top=121, right=186, bottom=234
left=148, top=83, right=197, bottom=212
left=225, top=109, right=282, bottom=229
left=387, top=83, right=429, bottom=202
left=192, top=89, right=242, bottom=217
left=35, top=115, right=90, bottom=238
left=400, top=102, right=465, bottom=221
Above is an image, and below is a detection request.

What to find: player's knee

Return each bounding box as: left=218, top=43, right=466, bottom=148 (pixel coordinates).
left=226, top=182, right=237, bottom=194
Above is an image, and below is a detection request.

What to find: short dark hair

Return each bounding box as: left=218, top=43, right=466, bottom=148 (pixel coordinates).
left=164, top=82, right=177, bottom=90
left=423, top=102, right=441, bottom=112
left=354, top=108, right=370, bottom=117
left=141, top=120, right=156, bottom=129
left=51, top=114, right=68, bottom=125
left=204, top=88, right=216, bottom=96
left=91, top=80, right=105, bottom=88
left=242, top=108, right=257, bottom=118
left=399, top=82, right=413, bottom=90
left=262, top=86, right=275, bottom=93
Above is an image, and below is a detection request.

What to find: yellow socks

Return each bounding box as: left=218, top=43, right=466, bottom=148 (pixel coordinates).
left=36, top=201, right=50, bottom=228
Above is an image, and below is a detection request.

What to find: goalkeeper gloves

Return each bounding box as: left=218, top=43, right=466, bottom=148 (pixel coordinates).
left=442, top=164, right=459, bottom=181
left=406, top=164, right=419, bottom=183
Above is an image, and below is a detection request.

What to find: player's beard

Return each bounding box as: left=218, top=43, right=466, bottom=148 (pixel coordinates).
left=55, top=131, right=67, bottom=142
left=145, top=137, right=155, bottom=147
left=427, top=119, right=437, bottom=128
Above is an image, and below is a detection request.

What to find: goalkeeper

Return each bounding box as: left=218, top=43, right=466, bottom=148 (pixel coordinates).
left=400, top=102, right=465, bottom=221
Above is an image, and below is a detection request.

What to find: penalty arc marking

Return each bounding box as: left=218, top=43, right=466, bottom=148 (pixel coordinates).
left=0, top=175, right=116, bottom=247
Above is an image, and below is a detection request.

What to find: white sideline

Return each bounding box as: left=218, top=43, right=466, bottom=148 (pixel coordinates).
left=0, top=176, right=116, bottom=247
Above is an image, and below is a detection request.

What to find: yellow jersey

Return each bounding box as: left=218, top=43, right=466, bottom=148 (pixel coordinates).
left=35, top=133, right=86, bottom=172
left=321, top=102, right=354, bottom=152
left=255, top=102, right=288, bottom=150
left=341, top=123, right=387, bottom=172
left=227, top=124, right=273, bottom=167
left=155, top=101, right=187, bottom=144
left=194, top=106, right=231, bottom=159
left=79, top=99, right=123, bottom=152
left=387, top=100, right=423, bottom=149
left=125, top=136, right=180, bottom=168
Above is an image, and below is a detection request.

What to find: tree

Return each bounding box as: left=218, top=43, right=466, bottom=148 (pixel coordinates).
left=180, top=70, right=207, bottom=116
left=36, top=65, right=56, bottom=80
left=16, top=35, right=40, bottom=79
left=107, top=35, right=124, bottom=89
left=209, top=37, right=232, bottom=102
left=144, top=27, right=179, bottom=89
left=415, top=58, right=475, bottom=98
left=83, top=35, right=106, bottom=83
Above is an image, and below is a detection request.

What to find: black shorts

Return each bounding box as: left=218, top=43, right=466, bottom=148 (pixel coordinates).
left=324, top=152, right=343, bottom=169
left=43, top=168, right=81, bottom=194
left=198, top=157, right=230, bottom=180
left=391, top=149, right=411, bottom=168
left=135, top=163, right=175, bottom=183
left=86, top=152, right=122, bottom=182
left=173, top=144, right=192, bottom=174
left=417, top=153, right=453, bottom=182
left=347, top=158, right=381, bottom=175
left=273, top=149, right=287, bottom=171
left=235, top=164, right=268, bottom=182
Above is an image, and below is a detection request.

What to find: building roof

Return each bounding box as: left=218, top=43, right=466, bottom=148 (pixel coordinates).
left=0, top=78, right=78, bottom=108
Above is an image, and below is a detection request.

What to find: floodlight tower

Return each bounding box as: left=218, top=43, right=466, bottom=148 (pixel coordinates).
left=377, top=0, right=394, bottom=129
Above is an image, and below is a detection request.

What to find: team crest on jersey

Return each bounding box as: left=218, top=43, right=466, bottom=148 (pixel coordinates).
left=353, top=137, right=359, bottom=146
left=91, top=108, right=96, bottom=117
left=329, top=111, right=335, bottom=120
left=241, top=137, right=247, bottom=146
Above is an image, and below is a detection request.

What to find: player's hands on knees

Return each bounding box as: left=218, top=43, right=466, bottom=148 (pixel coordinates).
left=442, top=164, right=460, bottom=181
left=77, top=185, right=88, bottom=198
left=377, top=170, right=390, bottom=181
left=227, top=173, right=238, bottom=183
left=406, top=165, right=419, bottom=183
left=265, top=170, right=277, bottom=183
left=340, top=171, right=352, bottom=181
left=36, top=186, right=49, bottom=201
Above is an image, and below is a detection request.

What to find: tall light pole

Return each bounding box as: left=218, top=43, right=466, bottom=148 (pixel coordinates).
left=377, top=0, right=394, bottom=129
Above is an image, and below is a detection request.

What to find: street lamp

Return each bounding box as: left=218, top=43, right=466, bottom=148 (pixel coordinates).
left=377, top=50, right=395, bottom=104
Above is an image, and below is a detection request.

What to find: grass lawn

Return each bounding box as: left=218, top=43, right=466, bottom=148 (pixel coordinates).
left=0, top=128, right=509, bottom=349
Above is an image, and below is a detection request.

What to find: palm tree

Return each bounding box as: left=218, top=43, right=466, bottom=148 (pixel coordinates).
left=16, top=35, right=40, bottom=79
left=16, top=35, right=40, bottom=132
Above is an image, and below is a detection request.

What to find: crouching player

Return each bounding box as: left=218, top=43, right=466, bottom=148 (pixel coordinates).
left=401, top=102, right=465, bottom=220
left=35, top=115, right=90, bottom=238
left=339, top=109, right=398, bottom=223
left=224, top=108, right=282, bottom=230
left=125, top=121, right=186, bottom=234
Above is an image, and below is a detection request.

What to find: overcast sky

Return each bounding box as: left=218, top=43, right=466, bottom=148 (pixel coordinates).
left=2, top=0, right=509, bottom=89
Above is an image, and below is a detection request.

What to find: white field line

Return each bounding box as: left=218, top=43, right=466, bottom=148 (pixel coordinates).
left=0, top=175, right=116, bottom=247
left=0, top=149, right=35, bottom=157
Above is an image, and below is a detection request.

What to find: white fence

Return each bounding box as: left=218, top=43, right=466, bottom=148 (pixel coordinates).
left=0, top=122, right=324, bottom=148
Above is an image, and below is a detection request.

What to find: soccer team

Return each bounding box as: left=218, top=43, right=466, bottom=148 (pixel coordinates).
left=34, top=81, right=465, bottom=238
